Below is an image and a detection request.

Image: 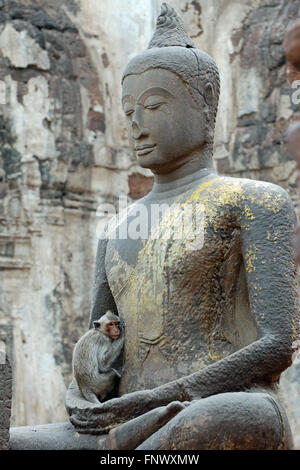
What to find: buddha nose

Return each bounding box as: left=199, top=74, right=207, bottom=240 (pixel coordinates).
left=132, top=107, right=149, bottom=139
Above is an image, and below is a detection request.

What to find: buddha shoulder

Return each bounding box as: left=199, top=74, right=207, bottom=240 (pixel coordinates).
left=196, top=175, right=294, bottom=215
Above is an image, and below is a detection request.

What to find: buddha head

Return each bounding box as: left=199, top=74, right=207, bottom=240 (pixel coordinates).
left=121, top=3, right=220, bottom=174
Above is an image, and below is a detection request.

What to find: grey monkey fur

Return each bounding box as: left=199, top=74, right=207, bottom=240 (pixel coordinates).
left=72, top=311, right=124, bottom=404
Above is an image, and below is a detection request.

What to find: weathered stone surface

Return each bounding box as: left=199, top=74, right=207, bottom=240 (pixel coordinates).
left=0, top=0, right=298, bottom=448
left=0, top=23, right=50, bottom=70
left=0, top=0, right=107, bottom=427
left=0, top=326, right=12, bottom=450
left=0, top=360, right=12, bottom=450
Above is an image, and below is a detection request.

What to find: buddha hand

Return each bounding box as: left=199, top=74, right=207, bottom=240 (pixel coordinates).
left=66, top=378, right=165, bottom=434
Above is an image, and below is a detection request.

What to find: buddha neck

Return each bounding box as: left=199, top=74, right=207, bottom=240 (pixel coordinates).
left=149, top=167, right=216, bottom=200
left=150, top=147, right=216, bottom=196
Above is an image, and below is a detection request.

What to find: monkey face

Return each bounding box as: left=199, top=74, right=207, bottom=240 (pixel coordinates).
left=93, top=312, right=122, bottom=341
left=106, top=320, right=121, bottom=340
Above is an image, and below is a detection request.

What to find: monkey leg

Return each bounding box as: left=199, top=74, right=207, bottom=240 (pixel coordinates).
left=107, top=401, right=190, bottom=450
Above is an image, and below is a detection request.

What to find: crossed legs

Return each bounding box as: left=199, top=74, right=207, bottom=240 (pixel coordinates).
left=136, top=391, right=293, bottom=450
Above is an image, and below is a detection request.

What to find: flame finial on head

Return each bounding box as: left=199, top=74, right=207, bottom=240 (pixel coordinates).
left=147, top=3, right=195, bottom=49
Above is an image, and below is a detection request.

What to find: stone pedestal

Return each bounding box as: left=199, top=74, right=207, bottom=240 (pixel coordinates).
left=0, top=326, right=13, bottom=450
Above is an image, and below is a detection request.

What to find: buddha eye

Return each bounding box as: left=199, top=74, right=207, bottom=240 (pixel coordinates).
left=145, top=102, right=165, bottom=110
left=144, top=95, right=167, bottom=110
left=124, top=108, right=134, bottom=117
left=123, top=102, right=135, bottom=116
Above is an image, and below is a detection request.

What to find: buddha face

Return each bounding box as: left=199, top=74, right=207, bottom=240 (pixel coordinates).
left=122, top=68, right=210, bottom=174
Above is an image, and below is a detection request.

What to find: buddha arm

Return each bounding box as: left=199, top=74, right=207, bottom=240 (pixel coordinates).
left=77, top=184, right=298, bottom=423
left=68, top=186, right=298, bottom=431
left=148, top=185, right=298, bottom=403
left=88, top=237, right=118, bottom=327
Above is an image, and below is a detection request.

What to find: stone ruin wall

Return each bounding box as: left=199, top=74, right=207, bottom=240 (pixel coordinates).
left=0, top=0, right=299, bottom=444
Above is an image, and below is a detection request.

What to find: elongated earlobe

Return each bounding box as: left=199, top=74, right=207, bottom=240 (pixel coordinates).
left=204, top=82, right=214, bottom=106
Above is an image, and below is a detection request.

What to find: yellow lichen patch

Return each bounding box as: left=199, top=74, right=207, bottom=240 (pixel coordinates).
left=184, top=178, right=219, bottom=204
left=244, top=246, right=258, bottom=273
left=183, top=177, right=286, bottom=232
left=246, top=186, right=285, bottom=214
left=244, top=205, right=255, bottom=220
left=186, top=178, right=244, bottom=206
left=181, top=178, right=246, bottom=232
left=272, top=231, right=279, bottom=243
left=208, top=352, right=222, bottom=362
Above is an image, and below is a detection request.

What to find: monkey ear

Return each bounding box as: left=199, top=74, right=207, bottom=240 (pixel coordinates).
left=93, top=321, right=100, bottom=330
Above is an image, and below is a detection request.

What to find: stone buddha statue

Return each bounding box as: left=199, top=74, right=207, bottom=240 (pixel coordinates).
left=9, top=3, right=298, bottom=450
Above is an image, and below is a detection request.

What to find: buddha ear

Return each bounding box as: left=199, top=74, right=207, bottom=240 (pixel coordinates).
left=204, top=82, right=214, bottom=106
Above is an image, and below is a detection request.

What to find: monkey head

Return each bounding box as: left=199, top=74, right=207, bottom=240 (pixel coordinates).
left=93, top=311, right=121, bottom=341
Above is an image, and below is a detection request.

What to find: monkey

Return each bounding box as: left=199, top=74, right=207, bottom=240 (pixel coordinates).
left=72, top=311, right=124, bottom=404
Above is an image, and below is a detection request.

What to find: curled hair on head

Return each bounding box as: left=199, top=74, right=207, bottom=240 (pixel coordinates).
left=148, top=2, right=195, bottom=49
